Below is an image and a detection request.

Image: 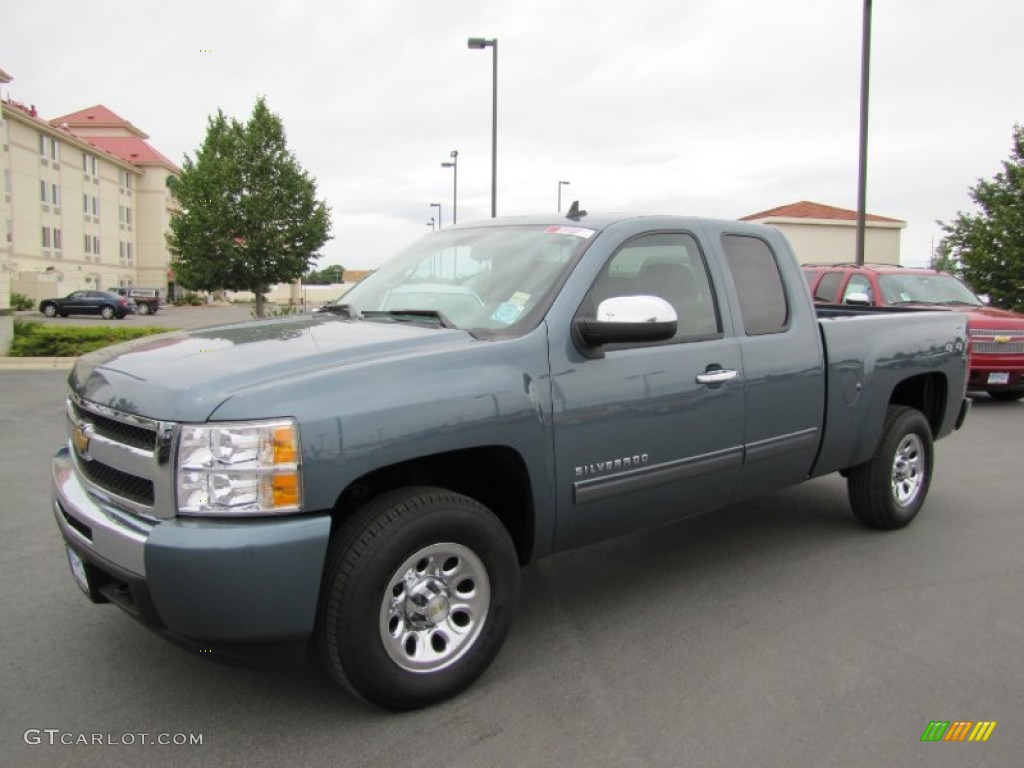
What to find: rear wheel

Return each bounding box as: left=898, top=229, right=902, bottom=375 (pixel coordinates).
left=318, top=487, right=519, bottom=710
left=137, top=302, right=151, bottom=316
left=847, top=406, right=933, bottom=529
left=100, top=305, right=115, bottom=320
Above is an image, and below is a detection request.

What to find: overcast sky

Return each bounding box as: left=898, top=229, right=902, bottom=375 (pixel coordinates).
left=4, top=0, right=1022, bottom=270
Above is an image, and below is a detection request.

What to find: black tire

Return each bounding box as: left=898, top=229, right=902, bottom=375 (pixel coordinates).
left=100, top=305, right=115, bottom=320
left=318, top=487, right=519, bottom=710
left=42, top=303, right=57, bottom=318
left=989, top=390, right=1024, bottom=402
left=137, top=302, right=151, bottom=316
left=847, top=406, right=933, bottom=529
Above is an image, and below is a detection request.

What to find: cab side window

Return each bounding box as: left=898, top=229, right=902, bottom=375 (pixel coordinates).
left=721, top=235, right=789, bottom=335
left=841, top=274, right=873, bottom=304
left=583, top=232, right=719, bottom=341
left=813, top=271, right=844, bottom=302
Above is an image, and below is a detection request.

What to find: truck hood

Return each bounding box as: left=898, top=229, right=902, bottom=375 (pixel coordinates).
left=70, top=315, right=476, bottom=421
left=963, top=305, right=1024, bottom=329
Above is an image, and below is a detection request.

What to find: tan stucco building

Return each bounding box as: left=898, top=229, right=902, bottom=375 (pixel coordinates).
left=1, top=71, right=179, bottom=308
left=741, top=201, right=905, bottom=265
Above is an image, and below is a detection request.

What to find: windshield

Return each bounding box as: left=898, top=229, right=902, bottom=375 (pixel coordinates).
left=332, top=225, right=594, bottom=335
left=878, top=273, right=983, bottom=306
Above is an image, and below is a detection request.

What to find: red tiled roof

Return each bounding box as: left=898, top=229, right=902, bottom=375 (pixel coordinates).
left=51, top=104, right=148, bottom=137
left=741, top=201, right=904, bottom=224
left=83, top=136, right=179, bottom=172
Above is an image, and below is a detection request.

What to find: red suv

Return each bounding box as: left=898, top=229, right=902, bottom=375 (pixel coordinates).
left=803, top=264, right=1024, bottom=401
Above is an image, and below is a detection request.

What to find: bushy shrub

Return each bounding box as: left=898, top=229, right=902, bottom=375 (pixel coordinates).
left=10, top=292, right=36, bottom=311
left=10, top=324, right=171, bottom=357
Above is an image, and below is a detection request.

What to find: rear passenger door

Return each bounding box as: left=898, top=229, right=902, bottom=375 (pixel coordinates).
left=719, top=234, right=825, bottom=498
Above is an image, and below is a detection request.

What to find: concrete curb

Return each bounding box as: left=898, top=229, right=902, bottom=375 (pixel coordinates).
left=0, top=357, right=77, bottom=371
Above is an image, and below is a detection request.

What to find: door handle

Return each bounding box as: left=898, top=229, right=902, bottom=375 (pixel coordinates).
left=696, top=368, right=738, bottom=385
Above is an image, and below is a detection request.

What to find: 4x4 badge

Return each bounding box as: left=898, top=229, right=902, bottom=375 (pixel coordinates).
left=72, top=423, right=94, bottom=460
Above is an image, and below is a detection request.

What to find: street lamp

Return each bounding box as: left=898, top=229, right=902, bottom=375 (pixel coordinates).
left=467, top=37, right=497, bottom=218
left=430, top=202, right=442, bottom=230
left=557, top=180, right=571, bottom=212
left=441, top=150, right=458, bottom=225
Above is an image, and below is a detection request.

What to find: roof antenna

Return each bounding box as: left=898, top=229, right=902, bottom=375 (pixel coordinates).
left=565, top=200, right=587, bottom=221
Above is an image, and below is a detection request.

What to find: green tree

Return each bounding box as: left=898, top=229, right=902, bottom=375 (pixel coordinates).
left=168, top=98, right=332, bottom=317
left=928, top=239, right=961, bottom=277
left=303, top=264, right=345, bottom=285
left=939, top=125, right=1024, bottom=311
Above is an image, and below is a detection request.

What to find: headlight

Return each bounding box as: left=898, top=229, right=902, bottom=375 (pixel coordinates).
left=176, top=419, right=302, bottom=516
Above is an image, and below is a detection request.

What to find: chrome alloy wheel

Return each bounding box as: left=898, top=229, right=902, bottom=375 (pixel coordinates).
left=379, top=543, right=490, bottom=674
left=891, top=433, right=926, bottom=507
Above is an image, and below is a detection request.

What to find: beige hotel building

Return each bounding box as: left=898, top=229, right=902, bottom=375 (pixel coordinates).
left=1, top=67, right=180, bottom=312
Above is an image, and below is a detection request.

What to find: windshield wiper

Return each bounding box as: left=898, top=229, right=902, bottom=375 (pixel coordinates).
left=361, top=309, right=455, bottom=329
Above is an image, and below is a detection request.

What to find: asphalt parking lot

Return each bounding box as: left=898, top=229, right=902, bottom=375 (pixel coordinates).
left=1, top=373, right=1020, bottom=768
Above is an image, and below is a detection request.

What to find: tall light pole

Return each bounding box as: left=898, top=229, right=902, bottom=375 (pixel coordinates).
left=430, top=202, right=442, bottom=230
left=855, top=0, right=872, bottom=266
left=441, top=150, right=458, bottom=225
left=557, top=180, right=571, bottom=212
left=468, top=37, right=497, bottom=218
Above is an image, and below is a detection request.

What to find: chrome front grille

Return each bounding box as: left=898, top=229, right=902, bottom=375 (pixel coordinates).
left=70, top=400, right=156, bottom=450
left=66, top=393, right=177, bottom=520
left=970, top=341, right=1024, bottom=355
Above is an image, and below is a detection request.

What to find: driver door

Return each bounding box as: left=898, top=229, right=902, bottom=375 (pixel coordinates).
left=550, top=232, right=744, bottom=550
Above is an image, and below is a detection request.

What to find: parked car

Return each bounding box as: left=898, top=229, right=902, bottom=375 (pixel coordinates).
left=54, top=215, right=969, bottom=709
left=38, top=290, right=135, bottom=320
left=803, top=263, right=1024, bottom=401
left=112, top=287, right=161, bottom=315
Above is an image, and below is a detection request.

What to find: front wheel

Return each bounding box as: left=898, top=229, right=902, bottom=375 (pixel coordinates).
left=318, top=487, right=519, bottom=710
left=42, top=304, right=57, bottom=317
left=847, top=406, right=933, bottom=529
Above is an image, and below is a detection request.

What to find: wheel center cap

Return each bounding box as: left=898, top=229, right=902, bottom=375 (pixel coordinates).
left=424, top=595, right=450, bottom=624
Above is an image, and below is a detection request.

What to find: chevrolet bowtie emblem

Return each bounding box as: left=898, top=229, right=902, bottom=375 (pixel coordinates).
left=73, top=423, right=94, bottom=460
left=994, top=335, right=1011, bottom=343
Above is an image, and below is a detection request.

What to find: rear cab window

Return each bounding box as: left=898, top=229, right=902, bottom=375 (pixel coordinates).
left=720, top=235, right=789, bottom=335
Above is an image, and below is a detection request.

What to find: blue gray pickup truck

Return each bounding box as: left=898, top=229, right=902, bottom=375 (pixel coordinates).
left=52, top=213, right=970, bottom=709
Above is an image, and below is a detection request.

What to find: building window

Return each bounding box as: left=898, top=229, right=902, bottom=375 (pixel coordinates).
left=39, top=134, right=46, bottom=156
left=54, top=228, right=62, bottom=250
left=126, top=207, right=132, bottom=225
left=83, top=153, right=89, bottom=173
left=50, top=138, right=59, bottom=161
left=91, top=155, right=98, bottom=176
left=3, top=168, right=9, bottom=197
left=40, top=180, right=47, bottom=202
left=93, top=236, right=100, bottom=255
left=83, top=193, right=89, bottom=213
left=84, top=234, right=92, bottom=254
left=42, top=226, right=51, bottom=248
left=91, top=196, right=99, bottom=216
left=125, top=173, right=132, bottom=191
left=52, top=183, right=60, bottom=208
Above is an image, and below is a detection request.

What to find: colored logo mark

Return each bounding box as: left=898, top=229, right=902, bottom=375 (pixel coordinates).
left=920, top=721, right=997, bottom=742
